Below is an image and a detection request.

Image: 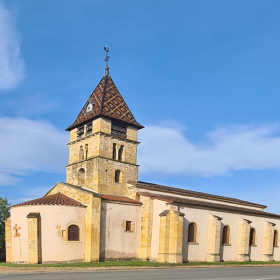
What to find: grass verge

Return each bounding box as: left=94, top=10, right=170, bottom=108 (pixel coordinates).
left=1, top=260, right=280, bottom=268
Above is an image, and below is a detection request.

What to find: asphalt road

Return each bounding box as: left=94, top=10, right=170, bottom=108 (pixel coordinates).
left=1, top=267, right=280, bottom=280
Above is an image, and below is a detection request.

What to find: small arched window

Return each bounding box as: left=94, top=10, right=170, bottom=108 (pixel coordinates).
left=274, top=230, right=278, bottom=247
left=112, top=143, right=117, bottom=160
left=85, top=144, right=88, bottom=160
left=222, top=225, right=230, bottom=245
left=79, top=146, right=84, bottom=161
left=115, top=170, right=121, bottom=183
left=78, top=168, right=85, bottom=186
left=188, top=222, right=197, bottom=243
left=68, top=225, right=79, bottom=241
left=118, top=145, right=124, bottom=161
left=249, top=228, right=256, bottom=246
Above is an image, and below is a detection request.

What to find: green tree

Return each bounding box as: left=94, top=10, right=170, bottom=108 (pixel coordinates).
left=0, top=198, right=10, bottom=253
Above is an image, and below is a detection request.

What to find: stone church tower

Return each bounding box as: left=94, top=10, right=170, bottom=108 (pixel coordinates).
left=65, top=66, right=144, bottom=196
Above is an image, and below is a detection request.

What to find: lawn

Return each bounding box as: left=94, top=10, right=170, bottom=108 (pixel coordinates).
left=0, top=260, right=280, bottom=268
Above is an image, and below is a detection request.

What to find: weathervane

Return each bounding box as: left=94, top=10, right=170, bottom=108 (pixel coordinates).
left=104, top=45, right=110, bottom=67
left=104, top=45, right=110, bottom=76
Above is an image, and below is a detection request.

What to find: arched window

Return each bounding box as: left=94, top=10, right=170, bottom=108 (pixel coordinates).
left=222, top=225, right=230, bottom=244
left=79, top=146, right=84, bottom=161
left=85, top=144, right=88, bottom=160
left=68, top=225, right=79, bottom=241
left=274, top=230, right=278, bottom=247
left=249, top=228, right=256, bottom=246
left=112, top=143, right=117, bottom=160
left=118, top=145, right=124, bottom=161
left=115, top=170, right=121, bottom=183
left=188, top=222, right=197, bottom=243
left=78, top=168, right=85, bottom=186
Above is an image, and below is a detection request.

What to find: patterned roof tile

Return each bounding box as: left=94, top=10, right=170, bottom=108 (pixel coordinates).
left=66, top=76, right=143, bottom=131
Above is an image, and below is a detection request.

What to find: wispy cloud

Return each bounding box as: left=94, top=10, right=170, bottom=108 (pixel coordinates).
left=0, top=2, right=25, bottom=90
left=0, top=117, right=68, bottom=186
left=138, top=122, right=280, bottom=177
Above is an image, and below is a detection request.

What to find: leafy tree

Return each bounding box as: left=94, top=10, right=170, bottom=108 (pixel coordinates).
left=0, top=198, right=10, bottom=253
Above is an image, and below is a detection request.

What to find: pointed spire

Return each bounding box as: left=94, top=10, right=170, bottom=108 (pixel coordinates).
left=104, top=45, right=110, bottom=76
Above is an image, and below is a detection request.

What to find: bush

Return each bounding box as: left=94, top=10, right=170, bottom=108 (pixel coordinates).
left=0, top=198, right=10, bottom=253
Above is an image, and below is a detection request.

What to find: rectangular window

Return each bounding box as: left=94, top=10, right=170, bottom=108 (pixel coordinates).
left=126, top=221, right=132, bottom=232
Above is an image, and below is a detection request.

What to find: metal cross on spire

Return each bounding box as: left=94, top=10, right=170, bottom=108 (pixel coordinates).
left=104, top=45, right=110, bottom=76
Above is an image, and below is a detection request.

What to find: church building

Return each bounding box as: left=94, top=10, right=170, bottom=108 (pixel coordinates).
left=5, top=54, right=280, bottom=264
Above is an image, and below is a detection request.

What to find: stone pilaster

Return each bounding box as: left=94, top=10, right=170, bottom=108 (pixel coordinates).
left=85, top=196, right=101, bottom=262
left=4, top=217, right=12, bottom=263
left=139, top=196, right=154, bottom=260
left=158, top=210, right=184, bottom=263
left=236, top=218, right=251, bottom=261
left=27, top=213, right=41, bottom=264
left=206, top=215, right=222, bottom=262
left=261, top=221, right=275, bottom=261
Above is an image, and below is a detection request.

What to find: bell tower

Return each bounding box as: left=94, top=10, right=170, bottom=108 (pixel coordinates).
left=65, top=49, right=143, bottom=196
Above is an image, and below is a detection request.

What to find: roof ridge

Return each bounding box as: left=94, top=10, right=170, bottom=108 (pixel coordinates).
left=10, top=192, right=86, bottom=208
left=138, top=191, right=280, bottom=219
left=128, top=181, right=267, bottom=208
left=100, top=75, right=108, bottom=114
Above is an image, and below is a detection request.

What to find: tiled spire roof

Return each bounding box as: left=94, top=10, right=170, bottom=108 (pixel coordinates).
left=66, top=75, right=143, bottom=131
left=10, top=192, right=86, bottom=208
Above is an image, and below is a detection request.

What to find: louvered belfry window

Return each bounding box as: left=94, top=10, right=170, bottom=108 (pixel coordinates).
left=111, top=120, right=127, bottom=138
left=68, top=225, right=79, bottom=241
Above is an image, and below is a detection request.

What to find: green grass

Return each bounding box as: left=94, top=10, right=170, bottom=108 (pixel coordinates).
left=1, top=260, right=280, bottom=268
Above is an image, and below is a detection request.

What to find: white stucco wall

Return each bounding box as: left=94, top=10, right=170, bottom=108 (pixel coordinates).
left=149, top=199, right=280, bottom=262
left=100, top=202, right=140, bottom=260
left=10, top=205, right=86, bottom=264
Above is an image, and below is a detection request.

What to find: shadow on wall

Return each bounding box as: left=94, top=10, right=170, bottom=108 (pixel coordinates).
left=0, top=252, right=6, bottom=262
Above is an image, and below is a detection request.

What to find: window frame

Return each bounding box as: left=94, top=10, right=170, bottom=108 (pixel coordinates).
left=222, top=225, right=230, bottom=245
left=67, top=224, right=80, bottom=242
left=274, top=230, right=279, bottom=247
left=188, top=222, right=197, bottom=243
left=249, top=228, right=256, bottom=246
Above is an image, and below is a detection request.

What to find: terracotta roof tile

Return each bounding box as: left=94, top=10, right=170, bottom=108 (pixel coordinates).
left=10, top=192, right=86, bottom=208
left=101, top=194, right=142, bottom=205
left=128, top=181, right=266, bottom=209
left=66, top=76, right=143, bottom=131
left=139, top=192, right=280, bottom=219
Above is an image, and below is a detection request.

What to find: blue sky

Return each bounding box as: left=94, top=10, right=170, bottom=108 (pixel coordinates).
left=1, top=0, right=280, bottom=212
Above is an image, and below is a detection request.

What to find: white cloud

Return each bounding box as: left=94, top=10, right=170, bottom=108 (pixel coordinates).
left=0, top=2, right=25, bottom=90
left=0, top=117, right=68, bottom=186
left=138, top=122, right=280, bottom=177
